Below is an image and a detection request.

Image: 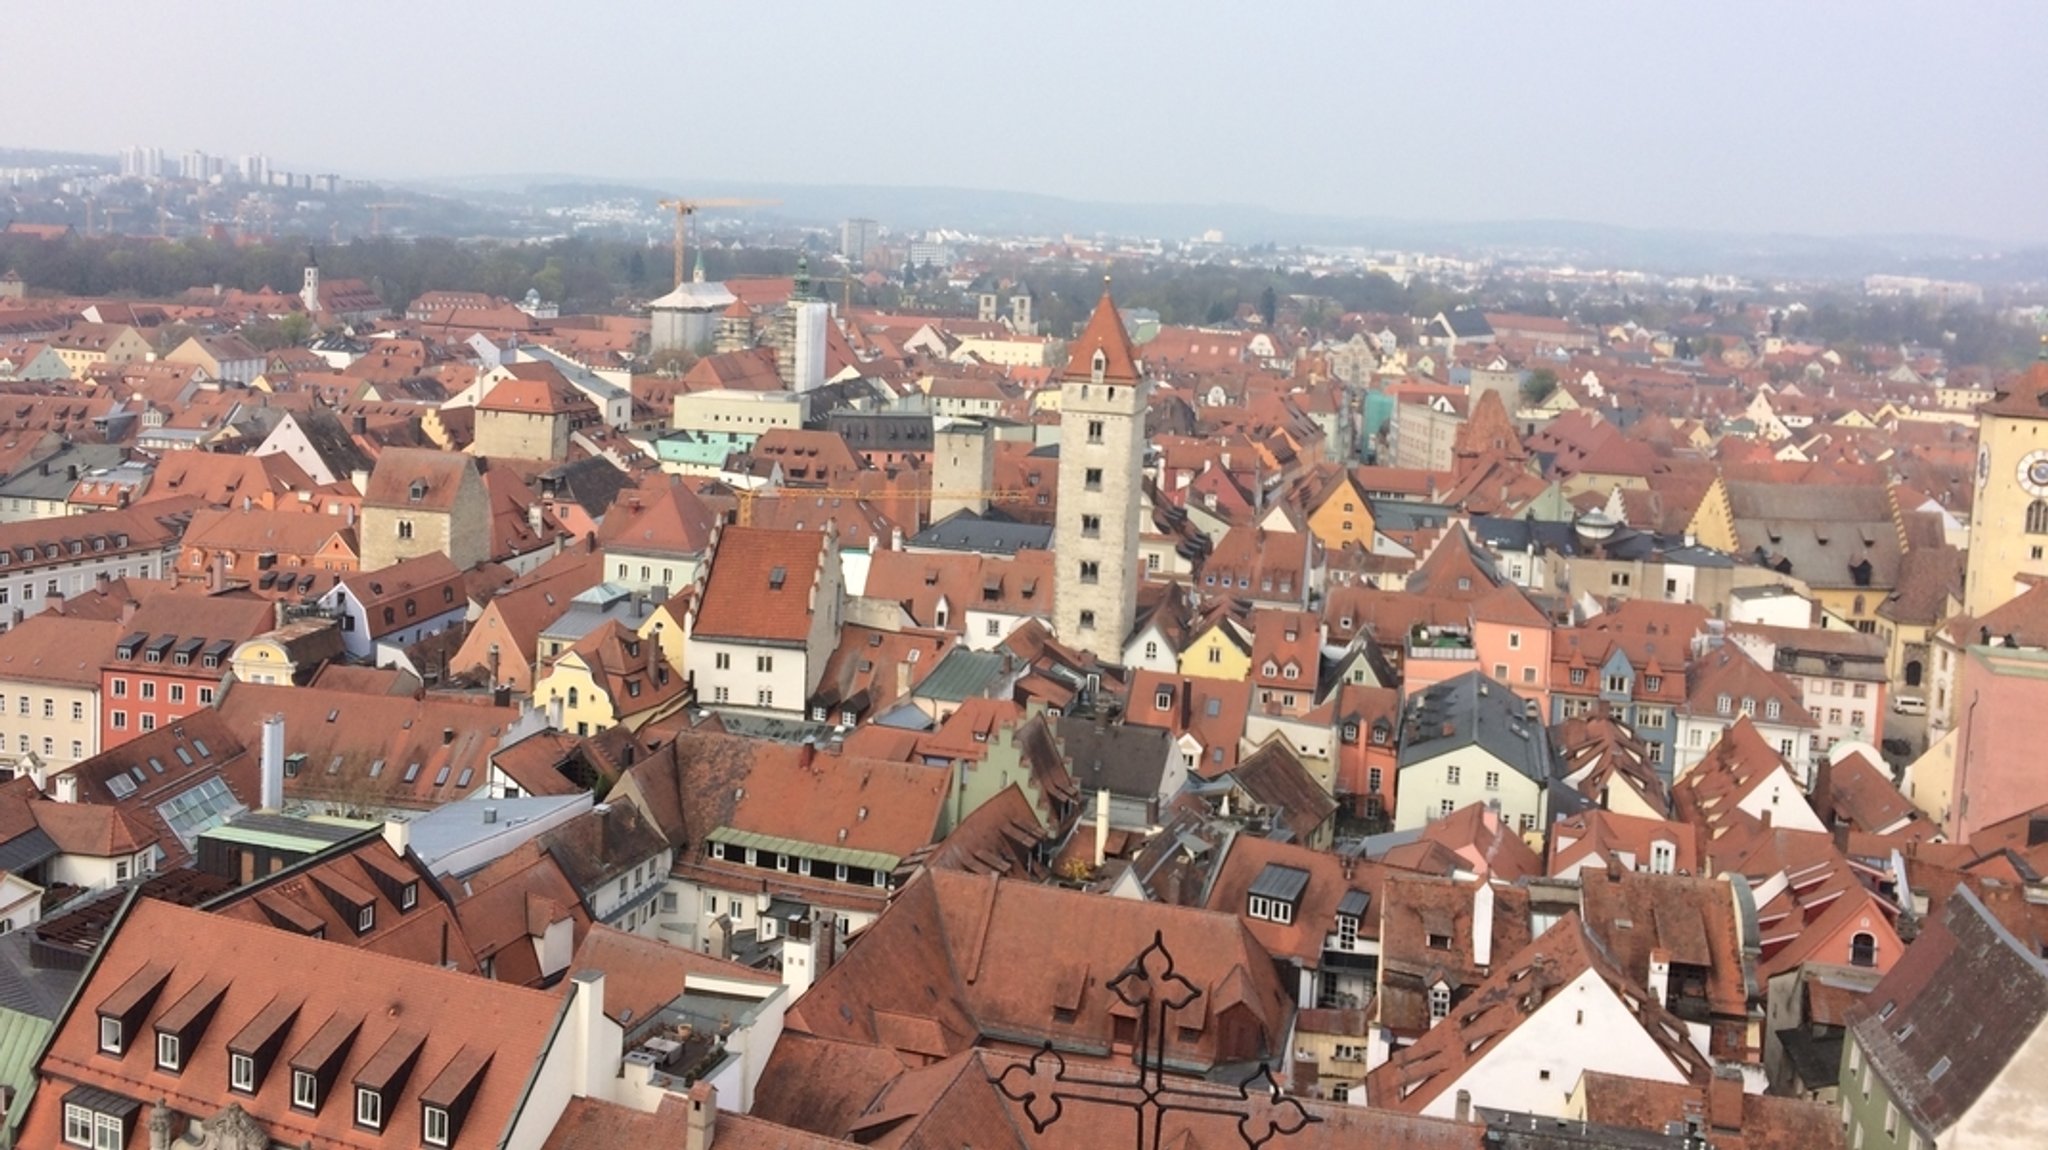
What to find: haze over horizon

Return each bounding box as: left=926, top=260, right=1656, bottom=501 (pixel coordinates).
left=10, top=0, right=2048, bottom=243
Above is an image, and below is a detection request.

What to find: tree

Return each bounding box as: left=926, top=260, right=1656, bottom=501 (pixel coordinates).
left=1520, top=368, right=1559, bottom=405
left=1258, top=285, right=1278, bottom=327
left=627, top=249, right=647, bottom=289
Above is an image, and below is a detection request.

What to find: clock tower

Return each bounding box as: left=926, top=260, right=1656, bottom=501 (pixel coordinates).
left=1965, top=345, right=2048, bottom=617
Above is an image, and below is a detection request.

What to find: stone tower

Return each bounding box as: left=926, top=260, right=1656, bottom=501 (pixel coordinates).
left=1965, top=346, right=2048, bottom=617
left=931, top=418, right=994, bottom=524
left=299, top=247, right=320, bottom=314
left=1053, top=282, right=1146, bottom=663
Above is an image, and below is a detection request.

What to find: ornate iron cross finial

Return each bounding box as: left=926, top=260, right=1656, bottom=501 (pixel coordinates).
left=991, top=930, right=1320, bottom=1150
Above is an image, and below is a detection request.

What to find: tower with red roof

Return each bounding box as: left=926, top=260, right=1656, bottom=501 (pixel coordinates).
left=1054, top=280, right=1147, bottom=662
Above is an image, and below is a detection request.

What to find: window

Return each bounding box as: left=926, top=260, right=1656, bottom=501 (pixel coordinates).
left=1650, top=841, right=1676, bottom=874
left=71, top=700, right=83, bottom=721
left=1446, top=765, right=1461, bottom=785
left=1084, top=468, right=1103, bottom=491
left=1439, top=799, right=1455, bottom=818
left=1208, top=646, right=1221, bottom=664
left=1081, top=514, right=1101, bottom=537
left=1644, top=675, right=1662, bottom=692
left=1087, top=419, right=1104, bottom=444
left=1079, top=561, right=1099, bottom=584
left=1765, top=699, right=1781, bottom=720
left=356, top=904, right=374, bottom=933
left=198, top=687, right=214, bottom=705
left=2029, top=500, right=2048, bottom=534
left=1484, top=770, right=1500, bottom=790
left=424, top=1105, right=451, bottom=1147
left=1569, top=668, right=1587, bottom=686
left=64, top=1104, right=94, bottom=1147
left=99, top=1015, right=123, bottom=1054
left=1079, top=610, right=1096, bottom=630
left=1604, top=674, right=1629, bottom=694
left=757, top=688, right=774, bottom=707
left=169, top=684, right=185, bottom=704
left=357, top=1087, right=382, bottom=1130
left=396, top=519, right=414, bottom=540
left=293, top=1069, right=318, bottom=1110
left=112, top=711, right=126, bottom=729
left=1850, top=931, right=1878, bottom=968
left=1508, top=631, right=1520, bottom=649
left=756, top=654, right=774, bottom=673
left=1740, top=697, right=1756, bottom=716
left=156, top=1031, right=180, bottom=1071
left=1715, top=693, right=1731, bottom=715
left=230, top=1052, right=255, bottom=1091
left=714, top=652, right=730, bottom=670
left=1429, top=984, right=1451, bottom=1024
left=1246, top=895, right=1294, bottom=925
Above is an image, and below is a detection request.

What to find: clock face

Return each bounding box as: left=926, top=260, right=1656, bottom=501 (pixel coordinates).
left=2021, top=449, right=2048, bottom=497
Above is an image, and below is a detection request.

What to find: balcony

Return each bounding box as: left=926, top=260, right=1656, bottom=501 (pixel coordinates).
left=1405, top=625, right=1476, bottom=661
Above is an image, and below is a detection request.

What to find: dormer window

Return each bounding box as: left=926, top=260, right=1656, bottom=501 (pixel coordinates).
left=156, top=1032, right=180, bottom=1072
left=293, top=1069, right=319, bottom=1110
left=356, top=904, right=374, bottom=933
left=423, top=1106, right=451, bottom=1147
left=1246, top=863, right=1308, bottom=925
left=230, top=1053, right=256, bottom=1092
left=1090, top=349, right=1106, bottom=383
left=1715, top=693, right=1732, bottom=715
left=99, top=1017, right=123, bottom=1054
left=401, top=882, right=418, bottom=910
left=356, top=1088, right=382, bottom=1131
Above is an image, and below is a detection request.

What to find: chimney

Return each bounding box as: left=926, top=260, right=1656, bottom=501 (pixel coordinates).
left=1093, top=788, right=1110, bottom=868
left=1647, top=947, right=1672, bottom=1008
left=119, top=598, right=140, bottom=628
left=352, top=412, right=368, bottom=435
left=483, top=806, right=499, bottom=825
left=53, top=772, right=77, bottom=803
left=1454, top=1089, right=1472, bottom=1124
left=1706, top=1066, right=1743, bottom=1132
left=383, top=817, right=411, bottom=858
left=443, top=727, right=456, bottom=746
left=1472, top=880, right=1495, bottom=968
left=685, top=1081, right=718, bottom=1150
left=811, top=906, right=838, bottom=979
left=260, top=714, right=286, bottom=811
left=567, top=970, right=610, bottom=1099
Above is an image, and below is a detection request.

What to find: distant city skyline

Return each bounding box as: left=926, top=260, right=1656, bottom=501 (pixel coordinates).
left=7, top=0, right=2047, bottom=242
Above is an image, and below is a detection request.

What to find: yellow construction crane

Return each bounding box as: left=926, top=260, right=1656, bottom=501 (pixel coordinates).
left=734, top=486, right=1029, bottom=528
left=656, top=196, right=780, bottom=287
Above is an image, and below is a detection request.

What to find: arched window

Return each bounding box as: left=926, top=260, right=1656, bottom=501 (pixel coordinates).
left=1849, top=931, right=1877, bottom=968
left=1090, top=349, right=1106, bottom=383
left=566, top=687, right=579, bottom=709
left=2029, top=500, right=2048, bottom=535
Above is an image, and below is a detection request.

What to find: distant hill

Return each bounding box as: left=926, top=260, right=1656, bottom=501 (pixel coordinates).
left=410, top=173, right=2048, bottom=284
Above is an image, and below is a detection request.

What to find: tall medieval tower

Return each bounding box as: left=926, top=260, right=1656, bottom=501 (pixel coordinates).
left=1965, top=347, right=2048, bottom=617
left=1053, top=282, right=1146, bottom=663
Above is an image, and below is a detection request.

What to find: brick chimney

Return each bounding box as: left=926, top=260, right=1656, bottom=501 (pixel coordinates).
left=1706, top=1065, right=1743, bottom=1132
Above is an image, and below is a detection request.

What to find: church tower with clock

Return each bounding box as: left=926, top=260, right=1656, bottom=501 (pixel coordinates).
left=1965, top=344, right=2048, bottom=617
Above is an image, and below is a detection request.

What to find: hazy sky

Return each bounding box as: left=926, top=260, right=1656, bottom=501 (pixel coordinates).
left=10, top=1, right=2047, bottom=240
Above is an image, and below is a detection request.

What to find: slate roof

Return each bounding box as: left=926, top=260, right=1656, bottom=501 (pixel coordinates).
left=907, top=509, right=1052, bottom=556
left=1849, top=884, right=2048, bottom=1135
left=1399, top=671, right=1551, bottom=783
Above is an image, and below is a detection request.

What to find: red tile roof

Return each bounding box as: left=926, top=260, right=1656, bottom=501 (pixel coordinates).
left=689, top=526, right=829, bottom=644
